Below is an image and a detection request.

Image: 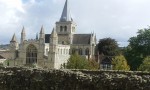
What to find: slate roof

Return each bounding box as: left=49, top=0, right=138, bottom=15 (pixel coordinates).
left=72, top=34, right=91, bottom=44
left=0, top=55, right=5, bottom=59
left=45, top=34, right=91, bottom=45
left=60, top=0, right=72, bottom=22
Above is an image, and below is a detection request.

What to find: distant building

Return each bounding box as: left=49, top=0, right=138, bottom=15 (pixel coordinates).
left=0, top=55, right=6, bottom=65
left=7, top=0, right=97, bottom=69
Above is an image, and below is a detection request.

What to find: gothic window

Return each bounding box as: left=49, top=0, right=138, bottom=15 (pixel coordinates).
left=64, top=26, right=67, bottom=32
left=62, top=41, right=65, bottom=44
left=15, top=50, right=19, bottom=58
left=72, top=27, right=75, bottom=32
left=69, top=49, right=71, bottom=55
left=26, top=44, right=37, bottom=64
left=46, top=48, right=49, bottom=55
left=64, top=49, right=65, bottom=54
left=66, top=49, right=68, bottom=54
left=58, top=49, right=60, bottom=54
left=72, top=48, right=76, bottom=54
left=60, top=26, right=63, bottom=32
left=85, top=48, right=89, bottom=55
left=61, top=49, right=62, bottom=54
left=79, top=48, right=82, bottom=55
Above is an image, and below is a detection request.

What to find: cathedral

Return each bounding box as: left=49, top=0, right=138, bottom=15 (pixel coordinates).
left=8, top=0, right=97, bottom=69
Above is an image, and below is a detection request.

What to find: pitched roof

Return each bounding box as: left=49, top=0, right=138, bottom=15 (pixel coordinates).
left=0, top=55, right=5, bottom=59
left=60, top=0, right=72, bottom=22
left=73, top=34, right=91, bottom=44
left=45, top=34, right=91, bottom=45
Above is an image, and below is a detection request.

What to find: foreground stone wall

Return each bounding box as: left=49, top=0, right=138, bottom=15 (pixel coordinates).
left=0, top=67, right=150, bottom=90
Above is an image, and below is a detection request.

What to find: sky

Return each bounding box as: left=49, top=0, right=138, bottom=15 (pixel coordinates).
left=0, top=0, right=150, bottom=47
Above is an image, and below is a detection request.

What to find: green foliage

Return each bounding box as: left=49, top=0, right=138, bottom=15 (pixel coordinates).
left=65, top=53, right=99, bottom=70
left=88, top=59, right=99, bottom=70
left=65, top=53, right=89, bottom=69
left=24, top=63, right=40, bottom=68
left=124, top=46, right=143, bottom=70
left=138, top=56, right=150, bottom=72
left=98, top=38, right=119, bottom=56
left=112, top=55, right=130, bottom=71
left=125, top=27, right=150, bottom=70
left=4, top=60, right=10, bottom=66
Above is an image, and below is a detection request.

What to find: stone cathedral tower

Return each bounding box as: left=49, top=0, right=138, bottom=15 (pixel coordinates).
left=8, top=0, right=97, bottom=69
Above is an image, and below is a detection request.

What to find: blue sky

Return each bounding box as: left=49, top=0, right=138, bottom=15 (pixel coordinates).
left=0, top=0, right=150, bottom=47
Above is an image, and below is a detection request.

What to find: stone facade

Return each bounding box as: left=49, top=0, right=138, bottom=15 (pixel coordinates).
left=7, top=0, right=97, bottom=69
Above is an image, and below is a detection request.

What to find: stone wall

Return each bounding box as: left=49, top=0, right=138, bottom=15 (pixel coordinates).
left=0, top=67, right=150, bottom=90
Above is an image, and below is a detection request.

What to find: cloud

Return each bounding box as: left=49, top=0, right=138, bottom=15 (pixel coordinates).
left=0, top=0, right=25, bottom=44
left=0, top=0, right=150, bottom=47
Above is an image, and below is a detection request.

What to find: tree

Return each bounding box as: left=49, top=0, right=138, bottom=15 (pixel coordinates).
left=65, top=53, right=89, bottom=69
left=112, top=55, right=130, bottom=71
left=125, top=27, right=150, bottom=70
left=65, top=53, right=99, bottom=70
left=138, top=56, right=150, bottom=72
left=98, top=38, right=119, bottom=56
left=88, top=59, right=99, bottom=70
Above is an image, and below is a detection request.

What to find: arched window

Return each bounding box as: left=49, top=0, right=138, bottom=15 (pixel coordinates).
left=85, top=48, right=89, bottom=55
left=64, top=49, right=65, bottom=54
left=60, top=26, right=63, bottom=32
left=64, top=26, right=67, bottom=32
left=72, top=48, right=76, bottom=54
left=61, top=49, right=62, bottom=54
left=26, top=44, right=37, bottom=64
left=46, top=48, right=49, bottom=55
left=62, top=41, right=65, bottom=44
left=58, top=49, right=60, bottom=54
left=72, top=27, right=75, bottom=32
left=69, top=49, right=71, bottom=55
left=79, top=48, right=82, bottom=55
left=66, top=49, right=68, bottom=54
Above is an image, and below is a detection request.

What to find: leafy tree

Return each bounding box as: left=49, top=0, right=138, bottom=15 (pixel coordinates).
left=65, top=53, right=89, bottom=69
left=88, top=59, right=99, bottom=70
left=125, top=27, right=150, bottom=70
left=138, top=56, right=150, bottom=72
left=112, top=55, right=130, bottom=71
left=65, top=53, right=99, bottom=70
left=98, top=38, right=119, bottom=56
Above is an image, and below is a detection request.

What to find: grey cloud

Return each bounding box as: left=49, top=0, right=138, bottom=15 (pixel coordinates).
left=1, top=0, right=150, bottom=47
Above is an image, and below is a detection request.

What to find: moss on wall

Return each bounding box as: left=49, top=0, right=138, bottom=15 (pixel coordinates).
left=0, top=67, right=149, bottom=90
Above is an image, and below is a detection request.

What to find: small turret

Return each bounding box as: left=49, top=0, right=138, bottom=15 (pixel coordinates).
left=36, top=33, right=38, bottom=40
left=11, top=33, right=17, bottom=42
left=10, top=33, right=18, bottom=50
left=21, top=26, right=26, bottom=43
left=39, top=26, right=45, bottom=39
left=50, top=28, right=58, bottom=45
left=51, top=28, right=58, bottom=38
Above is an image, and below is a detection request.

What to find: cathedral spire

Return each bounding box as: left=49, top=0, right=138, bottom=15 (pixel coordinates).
left=11, top=33, right=17, bottom=42
left=40, top=25, right=45, bottom=39
left=60, top=0, right=72, bottom=22
left=21, top=26, right=25, bottom=34
left=21, top=26, right=26, bottom=43
left=40, top=25, right=44, bottom=34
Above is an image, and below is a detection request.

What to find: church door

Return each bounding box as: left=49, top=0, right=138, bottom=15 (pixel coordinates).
left=26, top=44, right=37, bottom=64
